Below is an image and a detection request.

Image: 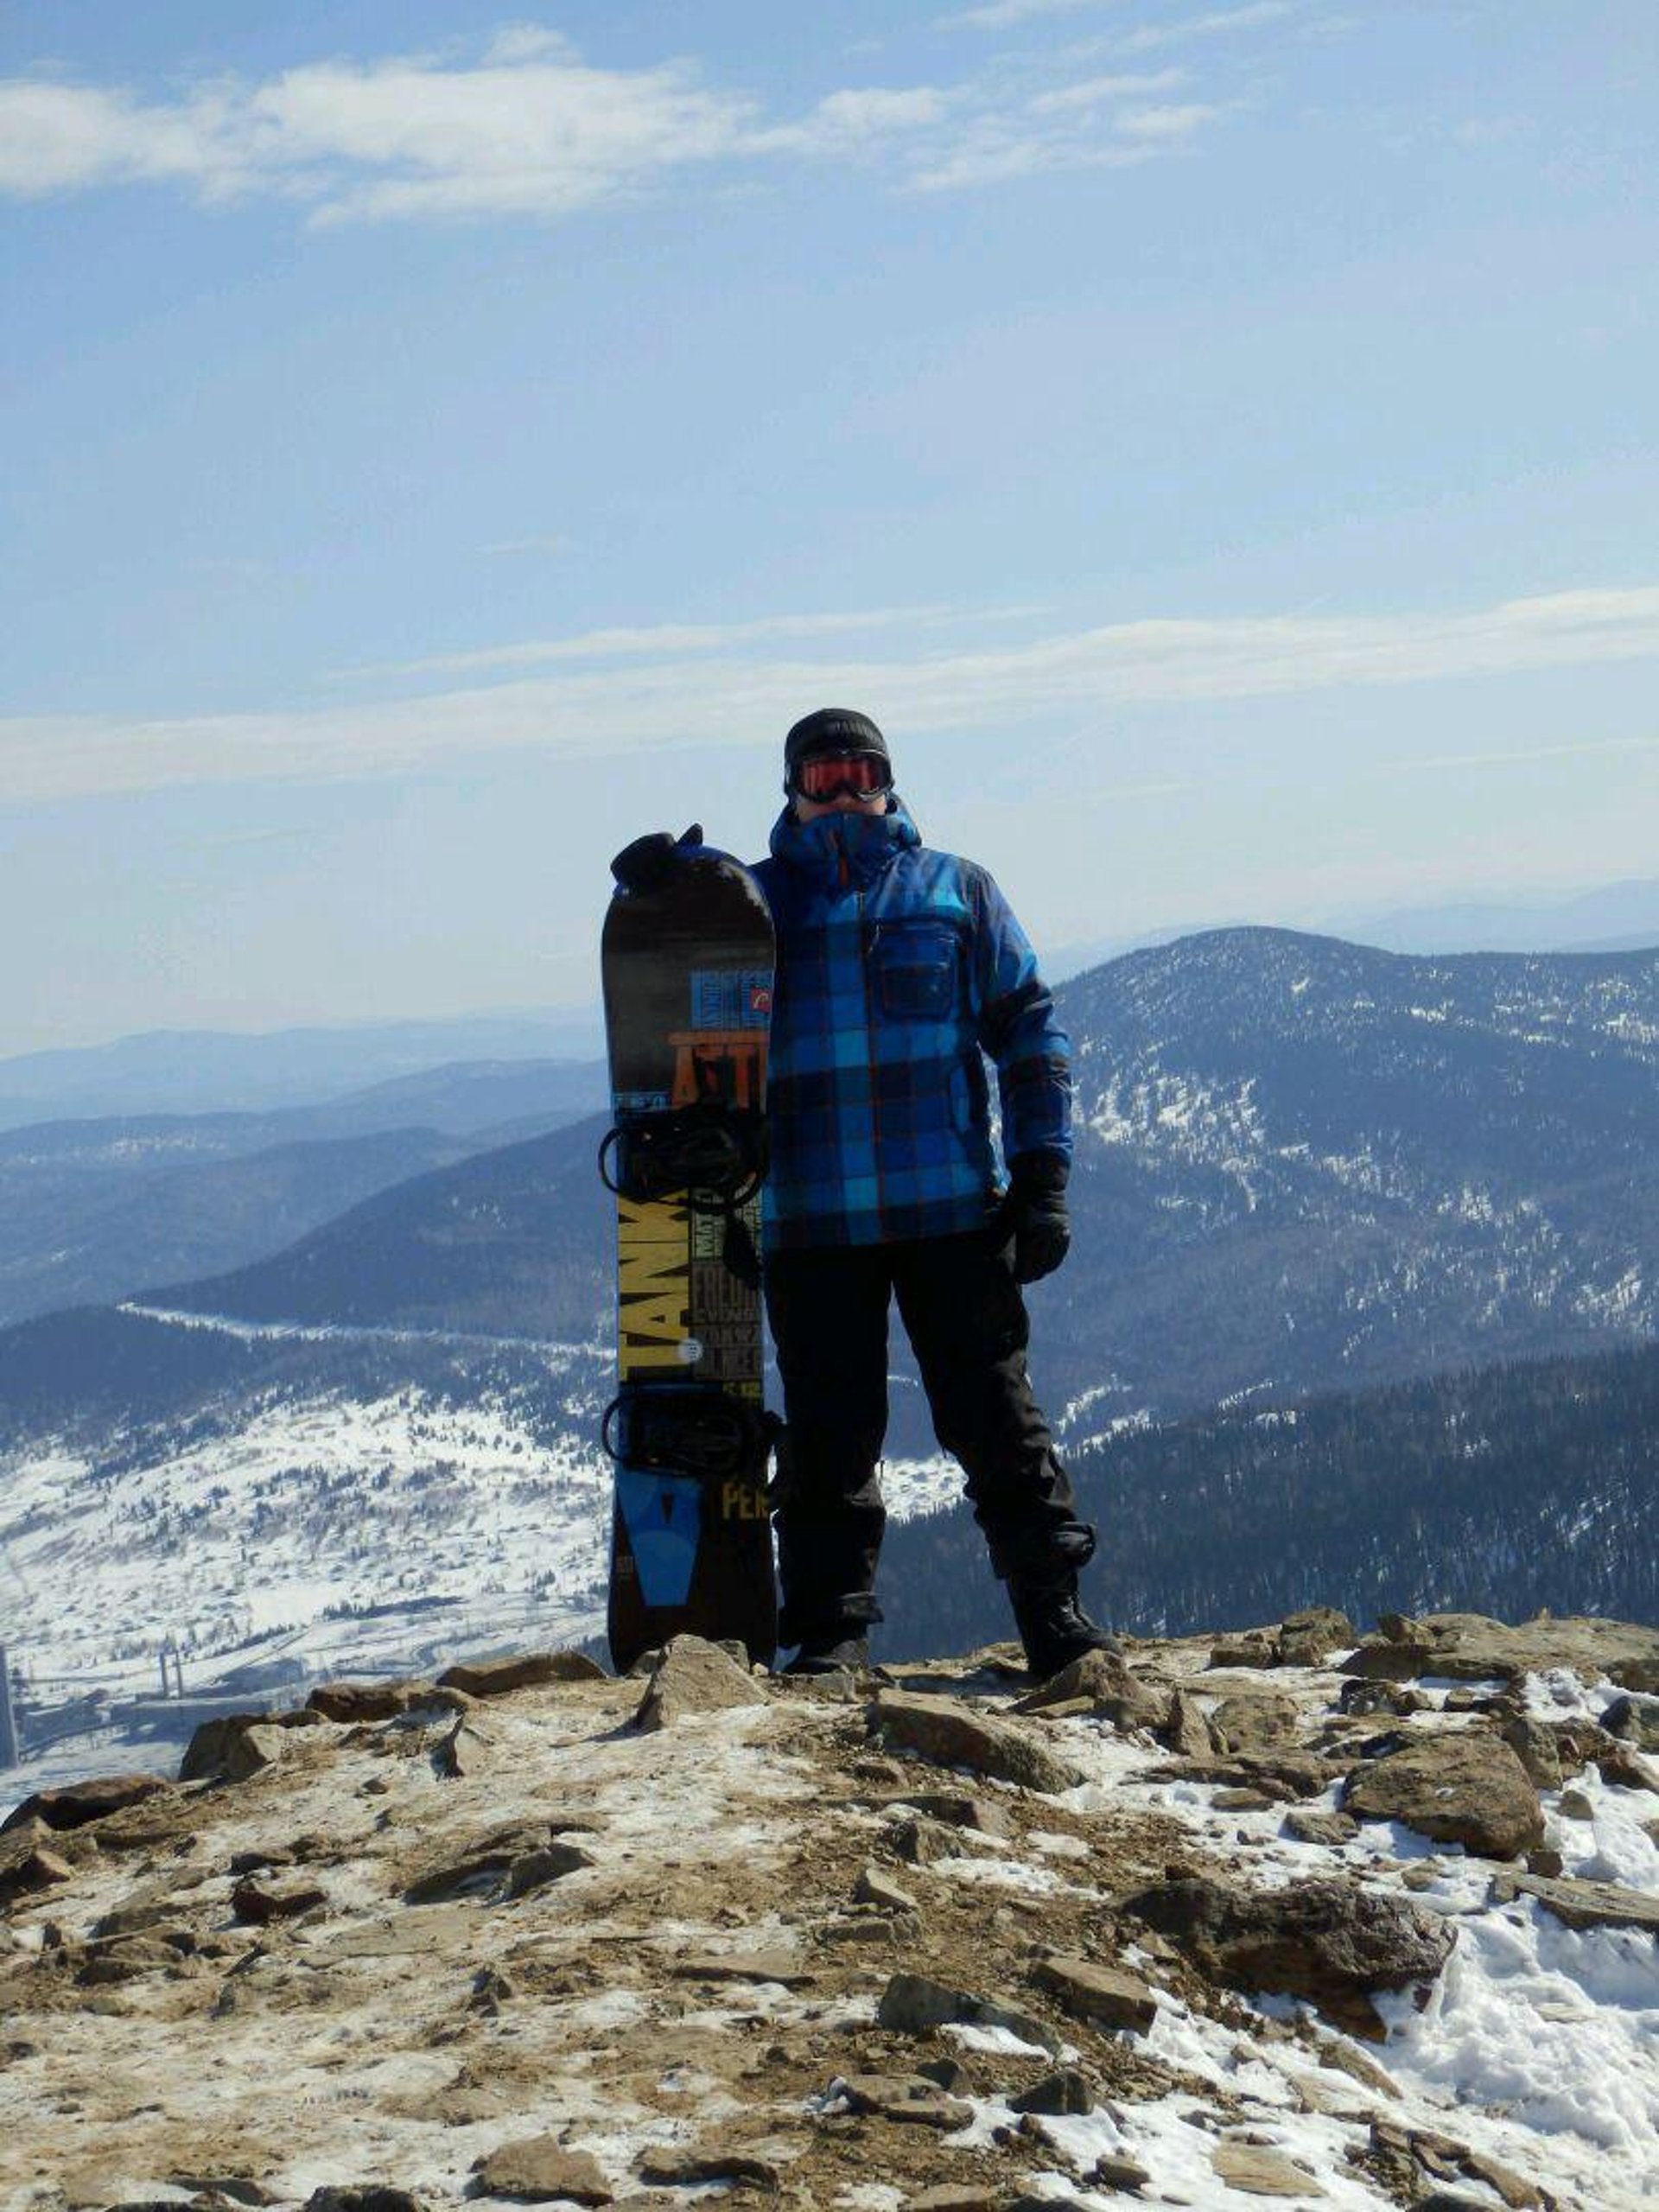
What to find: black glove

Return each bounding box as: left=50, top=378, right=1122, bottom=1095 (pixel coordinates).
left=611, top=823, right=704, bottom=893
left=995, top=1151, right=1071, bottom=1284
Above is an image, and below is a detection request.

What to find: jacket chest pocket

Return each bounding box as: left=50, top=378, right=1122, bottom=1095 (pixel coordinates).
left=869, top=922, right=960, bottom=1021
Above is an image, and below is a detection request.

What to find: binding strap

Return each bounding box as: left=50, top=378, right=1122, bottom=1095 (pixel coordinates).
left=601, top=1386, right=783, bottom=1484
left=598, top=1101, right=769, bottom=1286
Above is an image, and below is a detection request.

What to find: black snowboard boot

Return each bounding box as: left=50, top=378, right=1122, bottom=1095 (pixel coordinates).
left=783, top=1631, right=870, bottom=1677
left=1008, top=1573, right=1118, bottom=1681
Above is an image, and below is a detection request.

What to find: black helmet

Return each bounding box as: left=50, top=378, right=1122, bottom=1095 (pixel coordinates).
left=783, top=707, right=890, bottom=782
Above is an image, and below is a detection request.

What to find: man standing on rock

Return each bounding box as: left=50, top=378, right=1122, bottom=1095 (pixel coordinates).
left=614, top=708, right=1110, bottom=1679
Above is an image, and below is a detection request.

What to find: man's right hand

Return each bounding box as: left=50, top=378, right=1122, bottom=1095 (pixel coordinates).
left=611, top=823, right=705, bottom=893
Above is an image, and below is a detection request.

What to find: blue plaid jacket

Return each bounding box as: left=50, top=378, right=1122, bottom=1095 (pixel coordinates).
left=751, top=800, right=1072, bottom=1250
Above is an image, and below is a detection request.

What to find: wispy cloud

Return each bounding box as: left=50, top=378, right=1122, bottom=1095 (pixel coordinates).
left=336, top=604, right=967, bottom=682
left=9, top=586, right=1659, bottom=810
left=1026, top=70, right=1186, bottom=113
left=944, top=0, right=1296, bottom=31
left=1115, top=100, right=1229, bottom=139
left=1116, top=2, right=1302, bottom=54
left=942, top=0, right=1120, bottom=28
left=479, top=534, right=570, bottom=559
left=1401, top=734, right=1659, bottom=774
left=0, top=28, right=1238, bottom=221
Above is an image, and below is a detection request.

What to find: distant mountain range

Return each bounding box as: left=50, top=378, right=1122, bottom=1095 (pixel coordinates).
left=1346, top=873, right=1659, bottom=957
left=0, top=1058, right=606, bottom=1328
left=0, top=1010, right=604, bottom=1128
left=2, top=928, right=1655, bottom=1477
left=1046, top=873, right=1659, bottom=980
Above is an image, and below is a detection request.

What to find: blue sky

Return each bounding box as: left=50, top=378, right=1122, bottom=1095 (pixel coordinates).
left=3, top=2, right=1656, bottom=1050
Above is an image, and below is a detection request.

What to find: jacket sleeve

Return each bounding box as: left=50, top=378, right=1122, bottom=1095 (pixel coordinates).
left=965, top=864, right=1073, bottom=1170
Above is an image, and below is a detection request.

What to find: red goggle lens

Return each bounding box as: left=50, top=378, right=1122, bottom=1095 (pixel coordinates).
left=796, top=753, right=891, bottom=799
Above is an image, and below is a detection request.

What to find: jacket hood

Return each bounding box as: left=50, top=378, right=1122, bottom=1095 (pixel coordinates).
left=767, top=797, right=921, bottom=893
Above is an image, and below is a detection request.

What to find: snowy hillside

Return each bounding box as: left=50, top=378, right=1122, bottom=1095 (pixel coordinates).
left=0, top=1313, right=960, bottom=1811
left=1040, top=927, right=1659, bottom=1413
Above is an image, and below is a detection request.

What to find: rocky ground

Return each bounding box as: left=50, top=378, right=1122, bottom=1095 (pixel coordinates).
left=3, top=1611, right=1658, bottom=2212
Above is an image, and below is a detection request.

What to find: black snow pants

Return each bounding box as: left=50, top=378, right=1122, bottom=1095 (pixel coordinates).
left=763, top=1228, right=1095, bottom=1647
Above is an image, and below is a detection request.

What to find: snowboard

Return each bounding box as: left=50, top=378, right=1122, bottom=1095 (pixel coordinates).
left=600, top=843, right=779, bottom=1673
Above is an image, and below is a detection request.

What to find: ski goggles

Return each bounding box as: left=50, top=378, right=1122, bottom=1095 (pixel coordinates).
left=790, top=751, right=893, bottom=801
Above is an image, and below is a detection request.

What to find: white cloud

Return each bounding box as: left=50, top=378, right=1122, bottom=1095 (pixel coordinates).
left=8, top=585, right=1659, bottom=810
left=943, top=0, right=1118, bottom=27
left=480, top=24, right=578, bottom=67
left=0, top=78, right=245, bottom=197
left=0, top=27, right=1243, bottom=221
left=339, top=605, right=965, bottom=681
left=1027, top=69, right=1185, bottom=113
left=753, top=86, right=957, bottom=158
left=906, top=119, right=1160, bottom=191
left=0, top=48, right=758, bottom=221
left=1116, top=2, right=1301, bottom=55
left=1115, top=100, right=1228, bottom=138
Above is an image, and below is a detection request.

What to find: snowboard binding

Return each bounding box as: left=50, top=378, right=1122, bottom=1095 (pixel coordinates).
left=597, top=1100, right=769, bottom=1211
left=597, top=1101, right=770, bottom=1285
left=601, top=1386, right=782, bottom=1487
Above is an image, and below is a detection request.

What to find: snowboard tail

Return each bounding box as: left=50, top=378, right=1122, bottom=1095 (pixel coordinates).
left=601, top=849, right=779, bottom=1672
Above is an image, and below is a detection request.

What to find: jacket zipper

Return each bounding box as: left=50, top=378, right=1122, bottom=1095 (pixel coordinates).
left=857, top=881, right=887, bottom=1218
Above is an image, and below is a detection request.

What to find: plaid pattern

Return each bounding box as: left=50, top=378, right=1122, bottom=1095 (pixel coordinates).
left=752, top=800, right=1071, bottom=1250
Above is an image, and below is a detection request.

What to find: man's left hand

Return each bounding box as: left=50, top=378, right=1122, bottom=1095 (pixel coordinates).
left=997, top=1152, right=1071, bottom=1284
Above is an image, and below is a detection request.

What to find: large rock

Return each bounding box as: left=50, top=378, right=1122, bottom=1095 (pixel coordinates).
left=1491, top=1870, right=1659, bottom=1934
left=178, top=1713, right=301, bottom=1783
left=875, top=1970, right=1063, bottom=2055
left=1122, top=1873, right=1455, bottom=2038
left=433, top=1713, right=493, bottom=1780
left=836, top=2074, right=974, bottom=2128
left=439, top=1649, right=607, bottom=1697
left=870, top=1690, right=1087, bottom=1795
left=883, top=1789, right=1012, bottom=1837
left=0, top=1844, right=74, bottom=1908
left=1209, top=1632, right=1279, bottom=1669
left=1212, top=2142, right=1325, bottom=2197
left=307, top=1678, right=466, bottom=1723
left=1162, top=1689, right=1214, bottom=1758
left=473, top=2139, right=611, bottom=2204
left=1277, top=1607, right=1355, bottom=1667
left=1343, top=1734, right=1543, bottom=1859
left=1499, top=1717, right=1563, bottom=1790
left=1341, top=1611, right=1659, bottom=1691
left=1282, top=1808, right=1358, bottom=1847
left=1013, top=1649, right=1170, bottom=1732
left=1031, top=1954, right=1158, bottom=2033
left=0, top=1774, right=168, bottom=1835
left=635, top=2147, right=781, bottom=2190
left=634, top=1637, right=766, bottom=1732
left=1206, top=1694, right=1300, bottom=1753
left=1008, top=2069, right=1096, bottom=2116
left=1602, top=1692, right=1659, bottom=1753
